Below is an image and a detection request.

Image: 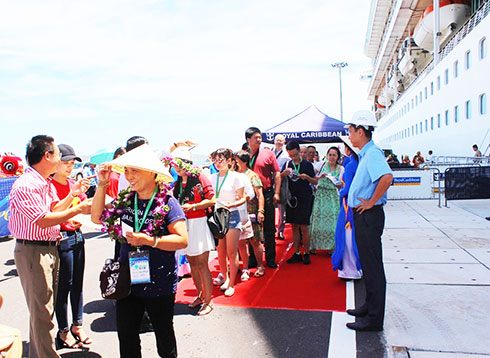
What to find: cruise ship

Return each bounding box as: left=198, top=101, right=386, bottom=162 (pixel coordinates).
left=365, top=0, right=490, bottom=158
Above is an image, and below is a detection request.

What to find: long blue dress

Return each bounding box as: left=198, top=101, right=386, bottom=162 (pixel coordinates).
left=331, top=155, right=362, bottom=278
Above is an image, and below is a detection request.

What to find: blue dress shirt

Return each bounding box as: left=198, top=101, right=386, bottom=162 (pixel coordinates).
left=348, top=140, right=392, bottom=208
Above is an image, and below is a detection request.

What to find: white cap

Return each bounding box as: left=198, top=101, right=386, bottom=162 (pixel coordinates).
left=344, top=110, right=377, bottom=129
left=171, top=146, right=192, bottom=162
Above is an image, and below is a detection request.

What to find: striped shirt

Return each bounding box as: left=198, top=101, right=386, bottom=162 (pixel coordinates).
left=8, top=167, right=60, bottom=241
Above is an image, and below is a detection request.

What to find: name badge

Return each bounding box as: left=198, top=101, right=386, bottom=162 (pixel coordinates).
left=129, top=250, right=151, bottom=284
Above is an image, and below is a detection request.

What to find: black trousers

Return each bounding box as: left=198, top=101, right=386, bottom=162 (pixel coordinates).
left=353, top=205, right=386, bottom=326
left=263, top=188, right=277, bottom=265
left=117, top=294, right=177, bottom=358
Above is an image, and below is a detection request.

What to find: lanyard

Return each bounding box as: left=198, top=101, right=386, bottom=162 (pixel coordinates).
left=249, top=149, right=259, bottom=169
left=134, top=187, right=158, bottom=232
left=291, top=160, right=301, bottom=174
left=215, top=170, right=229, bottom=199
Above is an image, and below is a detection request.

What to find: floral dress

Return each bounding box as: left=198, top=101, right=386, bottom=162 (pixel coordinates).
left=309, top=163, right=343, bottom=251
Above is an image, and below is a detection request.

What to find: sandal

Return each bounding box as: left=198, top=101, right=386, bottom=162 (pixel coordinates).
left=213, top=273, right=225, bottom=286
left=254, top=267, right=265, bottom=277
left=56, top=330, right=80, bottom=350
left=70, top=325, right=92, bottom=345
left=197, top=302, right=214, bottom=316
left=188, top=296, right=203, bottom=308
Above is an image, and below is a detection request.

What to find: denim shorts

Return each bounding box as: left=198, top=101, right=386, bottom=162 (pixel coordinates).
left=228, top=210, right=242, bottom=230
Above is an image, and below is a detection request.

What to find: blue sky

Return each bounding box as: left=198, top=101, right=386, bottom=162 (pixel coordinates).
left=0, top=0, right=372, bottom=159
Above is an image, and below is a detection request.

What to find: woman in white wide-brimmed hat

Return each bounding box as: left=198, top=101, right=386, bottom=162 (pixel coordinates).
left=332, top=136, right=362, bottom=280
left=91, top=144, right=188, bottom=358
left=167, top=145, right=216, bottom=316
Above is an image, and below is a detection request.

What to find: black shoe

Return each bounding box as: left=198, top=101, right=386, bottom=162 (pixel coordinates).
left=346, top=306, right=368, bottom=317
left=277, top=232, right=285, bottom=240
left=486, top=216, right=490, bottom=221
left=286, top=253, right=302, bottom=264
left=267, top=262, right=278, bottom=269
left=303, top=253, right=311, bottom=265
left=346, top=320, right=383, bottom=332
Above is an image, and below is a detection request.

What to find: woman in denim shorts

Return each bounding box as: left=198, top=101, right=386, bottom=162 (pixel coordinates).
left=210, top=148, right=246, bottom=297
left=51, top=144, right=91, bottom=349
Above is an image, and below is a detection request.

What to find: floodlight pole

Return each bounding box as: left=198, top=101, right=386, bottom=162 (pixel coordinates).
left=331, top=62, right=348, bottom=122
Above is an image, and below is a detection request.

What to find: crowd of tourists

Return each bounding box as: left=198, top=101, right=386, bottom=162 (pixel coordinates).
left=4, top=110, right=393, bottom=358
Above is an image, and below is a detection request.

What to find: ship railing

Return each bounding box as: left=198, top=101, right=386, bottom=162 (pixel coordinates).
left=389, top=0, right=489, bottom=107
left=440, top=0, right=490, bottom=61
left=430, top=156, right=490, bottom=166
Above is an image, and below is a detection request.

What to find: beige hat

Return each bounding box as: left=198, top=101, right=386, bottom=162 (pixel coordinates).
left=339, top=135, right=360, bottom=155
left=108, top=144, right=173, bottom=183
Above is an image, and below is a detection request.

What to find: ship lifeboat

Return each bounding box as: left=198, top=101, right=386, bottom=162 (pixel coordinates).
left=413, top=0, right=471, bottom=51
left=397, top=37, right=430, bottom=77
left=377, top=86, right=394, bottom=107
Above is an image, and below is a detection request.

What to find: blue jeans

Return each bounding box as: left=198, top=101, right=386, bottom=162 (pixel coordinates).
left=55, top=230, right=85, bottom=330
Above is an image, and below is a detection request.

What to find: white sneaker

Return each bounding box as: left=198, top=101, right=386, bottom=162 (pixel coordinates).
left=213, top=273, right=225, bottom=286
left=241, top=270, right=250, bottom=281
left=224, top=286, right=235, bottom=297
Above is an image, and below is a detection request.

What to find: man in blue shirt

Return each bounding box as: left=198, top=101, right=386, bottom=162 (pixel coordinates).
left=344, top=110, right=393, bottom=332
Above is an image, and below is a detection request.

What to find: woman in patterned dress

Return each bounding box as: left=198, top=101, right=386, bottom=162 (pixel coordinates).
left=309, top=147, right=344, bottom=253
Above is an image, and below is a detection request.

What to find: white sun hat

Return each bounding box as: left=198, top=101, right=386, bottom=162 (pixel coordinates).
left=171, top=146, right=192, bottom=163
left=339, top=135, right=360, bottom=155
left=344, top=110, right=377, bottom=129
left=108, top=144, right=173, bottom=183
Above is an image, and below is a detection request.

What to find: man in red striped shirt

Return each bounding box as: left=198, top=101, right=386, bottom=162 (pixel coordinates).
left=9, top=135, right=91, bottom=358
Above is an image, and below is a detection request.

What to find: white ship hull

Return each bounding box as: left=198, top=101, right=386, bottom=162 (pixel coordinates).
left=373, top=5, right=490, bottom=158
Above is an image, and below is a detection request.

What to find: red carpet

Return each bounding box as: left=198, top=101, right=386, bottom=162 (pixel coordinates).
left=176, top=224, right=346, bottom=312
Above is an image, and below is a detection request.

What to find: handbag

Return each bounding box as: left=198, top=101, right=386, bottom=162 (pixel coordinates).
left=99, top=259, right=131, bottom=300
left=206, top=206, right=230, bottom=239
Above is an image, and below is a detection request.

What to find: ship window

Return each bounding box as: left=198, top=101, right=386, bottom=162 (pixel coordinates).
left=416, top=96, right=418, bottom=106
left=454, top=106, right=459, bottom=123
left=465, top=50, right=471, bottom=69
left=419, top=91, right=422, bottom=103
left=437, top=76, right=441, bottom=90
left=420, top=121, right=423, bottom=133
left=412, top=125, right=414, bottom=136
left=480, top=93, right=487, bottom=115
left=465, top=100, right=471, bottom=119
left=431, top=117, right=434, bottom=130
left=425, top=119, right=428, bottom=132
left=445, top=110, right=449, bottom=126
left=454, top=60, right=459, bottom=78
left=416, top=123, right=418, bottom=135
left=438, top=114, right=441, bottom=128
left=479, top=37, right=486, bottom=60
left=444, top=69, right=449, bottom=85
left=411, top=98, right=414, bottom=109
left=425, top=87, right=428, bottom=99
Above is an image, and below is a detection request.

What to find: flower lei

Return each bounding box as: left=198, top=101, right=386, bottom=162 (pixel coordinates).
left=161, top=156, right=201, bottom=177
left=100, top=183, right=172, bottom=243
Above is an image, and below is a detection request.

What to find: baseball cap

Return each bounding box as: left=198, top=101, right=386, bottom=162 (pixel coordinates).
left=58, top=144, right=82, bottom=162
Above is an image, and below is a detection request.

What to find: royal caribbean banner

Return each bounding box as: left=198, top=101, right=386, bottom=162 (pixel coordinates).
left=0, top=177, right=18, bottom=237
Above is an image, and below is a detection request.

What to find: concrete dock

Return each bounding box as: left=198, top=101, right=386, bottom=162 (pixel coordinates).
left=1, top=198, right=489, bottom=357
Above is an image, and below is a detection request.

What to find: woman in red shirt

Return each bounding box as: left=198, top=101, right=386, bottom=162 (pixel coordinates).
left=51, top=144, right=90, bottom=349
left=170, top=148, right=216, bottom=315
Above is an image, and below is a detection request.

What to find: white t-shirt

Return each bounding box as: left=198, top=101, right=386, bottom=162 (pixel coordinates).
left=211, top=171, right=244, bottom=212
left=236, top=172, right=255, bottom=220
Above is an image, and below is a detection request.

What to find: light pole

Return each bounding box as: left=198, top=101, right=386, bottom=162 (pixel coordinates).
left=331, top=62, right=348, bottom=122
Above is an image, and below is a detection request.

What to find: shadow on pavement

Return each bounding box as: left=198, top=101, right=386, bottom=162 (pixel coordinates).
left=85, top=299, right=117, bottom=332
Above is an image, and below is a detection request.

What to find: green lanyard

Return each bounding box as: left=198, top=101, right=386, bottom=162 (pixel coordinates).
left=215, top=170, right=229, bottom=199
left=291, top=160, right=301, bottom=174
left=249, top=150, right=258, bottom=169
left=134, top=186, right=158, bottom=232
